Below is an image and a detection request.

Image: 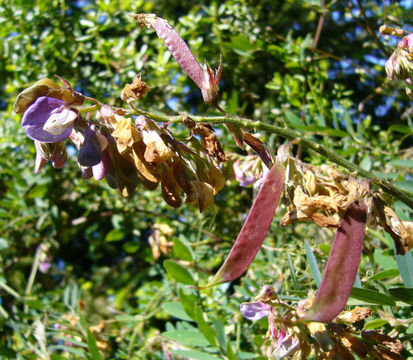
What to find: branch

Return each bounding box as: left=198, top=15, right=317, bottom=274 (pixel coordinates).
left=128, top=106, right=413, bottom=210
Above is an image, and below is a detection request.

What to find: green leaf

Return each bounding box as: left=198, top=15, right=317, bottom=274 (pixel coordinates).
left=163, top=260, right=195, bottom=285
left=86, top=328, right=103, bottom=360
left=170, top=350, right=220, bottom=360
left=226, top=341, right=237, bottom=360
left=360, top=156, right=373, bottom=171
left=162, top=330, right=209, bottom=346
left=24, top=298, right=43, bottom=310
left=214, top=318, right=227, bottom=351
left=284, top=110, right=303, bottom=127
left=173, top=236, right=194, bottom=261
left=363, top=319, right=388, bottom=330
left=396, top=252, right=413, bottom=288
left=350, top=288, right=395, bottom=306
left=238, top=352, right=259, bottom=359
left=194, top=304, right=218, bottom=347
left=388, top=287, right=413, bottom=305
left=395, top=181, right=413, bottom=193
left=287, top=253, right=299, bottom=290
left=369, top=269, right=400, bottom=281
left=0, top=346, right=17, bottom=357
left=47, top=345, right=87, bottom=357
left=389, top=159, right=413, bottom=168
left=388, top=124, right=412, bottom=134
left=105, top=228, right=125, bottom=242
left=162, top=302, right=193, bottom=321
left=374, top=249, right=397, bottom=270
left=178, top=288, right=198, bottom=320
left=304, top=240, right=322, bottom=286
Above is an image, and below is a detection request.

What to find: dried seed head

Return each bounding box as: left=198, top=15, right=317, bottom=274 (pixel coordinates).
left=121, top=74, right=151, bottom=102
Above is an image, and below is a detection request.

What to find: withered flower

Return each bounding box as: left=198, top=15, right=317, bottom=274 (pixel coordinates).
left=120, top=74, right=151, bottom=102
left=184, top=116, right=226, bottom=162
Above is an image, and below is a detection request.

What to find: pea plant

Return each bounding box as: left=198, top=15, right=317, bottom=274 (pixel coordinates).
left=11, top=11, right=413, bottom=360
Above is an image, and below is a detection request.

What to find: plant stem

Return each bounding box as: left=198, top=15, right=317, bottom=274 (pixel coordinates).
left=128, top=107, right=413, bottom=209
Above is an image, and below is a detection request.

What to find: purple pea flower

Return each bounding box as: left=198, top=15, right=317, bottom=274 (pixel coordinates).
left=72, top=125, right=111, bottom=181
left=240, top=301, right=271, bottom=321
left=78, top=126, right=104, bottom=167
left=22, top=96, right=77, bottom=143
left=241, top=286, right=300, bottom=359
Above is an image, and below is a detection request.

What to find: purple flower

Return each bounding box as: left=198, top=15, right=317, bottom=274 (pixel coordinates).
left=22, top=96, right=76, bottom=143
left=92, top=149, right=111, bottom=180
left=398, top=33, right=413, bottom=52
left=39, top=261, right=51, bottom=273
left=240, top=301, right=271, bottom=321
left=74, top=125, right=111, bottom=180
left=81, top=149, right=111, bottom=181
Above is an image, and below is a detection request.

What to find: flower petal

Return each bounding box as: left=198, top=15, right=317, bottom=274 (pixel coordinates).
left=240, top=301, right=271, bottom=321
left=92, top=150, right=111, bottom=180
left=78, top=127, right=103, bottom=167
left=43, top=107, right=77, bottom=135
left=22, top=96, right=73, bottom=143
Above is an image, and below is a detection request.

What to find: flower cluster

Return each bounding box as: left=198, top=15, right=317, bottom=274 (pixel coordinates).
left=278, top=147, right=413, bottom=254
left=233, top=155, right=269, bottom=188
left=241, top=285, right=404, bottom=359
left=14, top=76, right=226, bottom=212
left=382, top=29, right=413, bottom=98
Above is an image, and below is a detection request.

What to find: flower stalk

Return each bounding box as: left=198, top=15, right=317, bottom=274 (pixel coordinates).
left=127, top=106, right=413, bottom=210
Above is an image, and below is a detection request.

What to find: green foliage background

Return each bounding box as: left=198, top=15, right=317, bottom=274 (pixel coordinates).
left=0, top=0, right=412, bottom=359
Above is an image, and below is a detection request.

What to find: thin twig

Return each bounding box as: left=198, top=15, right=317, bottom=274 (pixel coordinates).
left=127, top=106, right=413, bottom=209
left=312, top=0, right=326, bottom=50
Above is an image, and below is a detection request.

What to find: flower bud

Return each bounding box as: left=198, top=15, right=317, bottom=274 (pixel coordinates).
left=52, top=142, right=68, bottom=169
left=398, top=33, right=413, bottom=53
left=78, top=126, right=104, bottom=167
left=379, top=25, right=405, bottom=37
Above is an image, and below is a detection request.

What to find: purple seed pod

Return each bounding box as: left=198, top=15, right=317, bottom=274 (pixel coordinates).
left=203, top=160, right=285, bottom=288
left=304, top=202, right=367, bottom=322
left=134, top=14, right=222, bottom=104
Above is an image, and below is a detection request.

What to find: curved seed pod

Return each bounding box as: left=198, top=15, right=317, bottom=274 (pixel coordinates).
left=133, top=14, right=222, bottom=104
left=304, top=202, right=367, bottom=322
left=242, top=132, right=273, bottom=169
left=203, top=160, right=285, bottom=288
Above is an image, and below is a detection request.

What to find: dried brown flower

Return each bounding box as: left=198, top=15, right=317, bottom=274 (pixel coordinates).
left=120, top=74, right=151, bottom=102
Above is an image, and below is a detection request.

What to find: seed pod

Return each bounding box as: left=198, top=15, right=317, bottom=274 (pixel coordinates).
left=203, top=160, right=285, bottom=287
left=133, top=13, right=222, bottom=104
left=304, top=202, right=367, bottom=322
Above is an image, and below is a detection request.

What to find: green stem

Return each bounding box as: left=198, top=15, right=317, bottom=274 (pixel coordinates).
left=0, top=280, right=21, bottom=300
left=25, top=245, right=42, bottom=297
left=128, top=107, right=413, bottom=209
